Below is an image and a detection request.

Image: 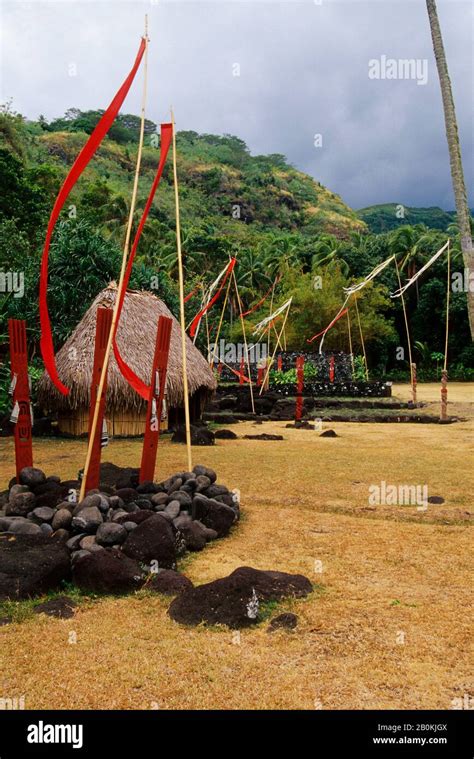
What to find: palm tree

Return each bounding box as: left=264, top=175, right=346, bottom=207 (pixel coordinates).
left=426, top=0, right=474, bottom=339
left=311, top=234, right=350, bottom=276
left=388, top=225, right=432, bottom=302
left=262, top=234, right=301, bottom=278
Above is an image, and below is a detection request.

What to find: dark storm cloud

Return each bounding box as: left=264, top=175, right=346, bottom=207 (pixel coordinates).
left=1, top=0, right=472, bottom=210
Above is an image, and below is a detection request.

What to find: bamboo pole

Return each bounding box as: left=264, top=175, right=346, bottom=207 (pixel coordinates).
left=259, top=303, right=291, bottom=395
left=171, top=108, right=192, bottom=471
left=232, top=268, right=255, bottom=413
left=79, top=22, right=149, bottom=501
left=354, top=296, right=369, bottom=381
left=394, top=257, right=415, bottom=401
left=209, top=273, right=232, bottom=366
left=441, top=241, right=451, bottom=421
left=444, top=240, right=450, bottom=372
left=203, top=284, right=211, bottom=362
left=346, top=307, right=355, bottom=376
left=267, top=280, right=275, bottom=360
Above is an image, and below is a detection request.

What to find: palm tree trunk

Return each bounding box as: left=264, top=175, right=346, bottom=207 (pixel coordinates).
left=426, top=0, right=474, bottom=339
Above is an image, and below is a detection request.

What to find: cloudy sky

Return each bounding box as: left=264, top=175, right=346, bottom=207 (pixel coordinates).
left=1, top=0, right=472, bottom=210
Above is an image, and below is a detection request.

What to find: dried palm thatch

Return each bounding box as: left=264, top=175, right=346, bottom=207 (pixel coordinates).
left=37, top=283, right=216, bottom=413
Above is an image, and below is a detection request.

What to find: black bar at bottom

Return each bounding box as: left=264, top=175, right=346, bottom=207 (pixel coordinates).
left=0, top=709, right=471, bottom=757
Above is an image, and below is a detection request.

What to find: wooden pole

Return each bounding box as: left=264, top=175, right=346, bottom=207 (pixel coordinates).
left=346, top=307, right=355, bottom=376
left=79, top=21, right=149, bottom=501
left=354, top=296, right=369, bottom=381
left=209, top=274, right=232, bottom=366
left=267, top=280, right=276, bottom=361
left=259, top=303, right=291, bottom=394
left=232, top=268, right=255, bottom=413
left=8, top=319, right=33, bottom=480
left=394, top=257, right=415, bottom=402
left=444, top=240, right=450, bottom=372
left=171, top=108, right=193, bottom=471
left=440, top=241, right=450, bottom=421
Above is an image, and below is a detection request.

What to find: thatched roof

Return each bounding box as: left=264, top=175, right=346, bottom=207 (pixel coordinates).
left=38, top=284, right=217, bottom=412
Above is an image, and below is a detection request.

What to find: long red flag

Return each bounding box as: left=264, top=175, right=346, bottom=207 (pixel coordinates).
left=241, top=276, right=280, bottom=318
left=307, top=307, right=349, bottom=344
left=112, top=123, right=173, bottom=400
left=39, top=38, right=146, bottom=395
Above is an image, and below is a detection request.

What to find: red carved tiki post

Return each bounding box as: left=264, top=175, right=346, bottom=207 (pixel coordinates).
left=8, top=319, right=33, bottom=480
left=140, top=316, right=172, bottom=483
left=295, top=355, right=305, bottom=422
left=329, top=355, right=335, bottom=383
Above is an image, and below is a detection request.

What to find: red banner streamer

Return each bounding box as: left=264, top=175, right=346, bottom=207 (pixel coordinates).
left=39, top=38, right=146, bottom=395
left=306, top=307, right=348, bottom=344
left=112, top=123, right=173, bottom=400
left=241, top=277, right=279, bottom=318
left=184, top=285, right=200, bottom=303
left=189, top=258, right=237, bottom=338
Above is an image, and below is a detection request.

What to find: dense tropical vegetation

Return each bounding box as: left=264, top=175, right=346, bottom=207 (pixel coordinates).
left=0, top=102, right=473, bottom=415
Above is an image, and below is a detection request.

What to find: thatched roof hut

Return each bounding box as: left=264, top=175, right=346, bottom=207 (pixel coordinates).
left=38, top=284, right=216, bottom=436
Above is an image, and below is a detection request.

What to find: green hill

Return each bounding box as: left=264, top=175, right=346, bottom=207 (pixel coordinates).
left=357, top=203, right=458, bottom=233
left=1, top=108, right=365, bottom=244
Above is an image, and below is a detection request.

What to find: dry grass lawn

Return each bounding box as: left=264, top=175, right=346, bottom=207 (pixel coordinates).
left=0, top=383, right=472, bottom=710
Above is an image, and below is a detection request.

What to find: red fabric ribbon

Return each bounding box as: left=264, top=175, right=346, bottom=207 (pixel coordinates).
left=241, top=277, right=280, bottom=317
left=39, top=38, right=146, bottom=395
left=112, top=123, right=173, bottom=400
left=307, top=307, right=348, bottom=343
left=189, top=258, right=237, bottom=338
left=184, top=285, right=200, bottom=303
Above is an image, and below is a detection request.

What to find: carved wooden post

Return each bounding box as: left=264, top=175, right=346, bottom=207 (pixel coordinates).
left=140, top=316, right=172, bottom=483
left=263, top=356, right=271, bottom=391
left=411, top=362, right=417, bottom=404
left=329, top=355, right=335, bottom=383
left=8, top=319, right=33, bottom=481
left=295, top=355, right=304, bottom=421
left=440, top=369, right=448, bottom=421
left=84, top=308, right=113, bottom=493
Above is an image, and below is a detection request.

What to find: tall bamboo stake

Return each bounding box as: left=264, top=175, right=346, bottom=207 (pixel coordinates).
left=394, top=257, right=415, bottom=401
left=267, top=280, right=275, bottom=359
left=441, top=241, right=451, bottom=421
left=232, top=268, right=255, bottom=413
left=171, top=108, right=192, bottom=471
left=346, top=307, right=355, bottom=376
left=79, top=22, right=149, bottom=501
left=354, top=296, right=369, bottom=381
left=209, top=273, right=232, bottom=366
left=259, top=303, right=291, bottom=394
left=444, top=240, right=450, bottom=372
